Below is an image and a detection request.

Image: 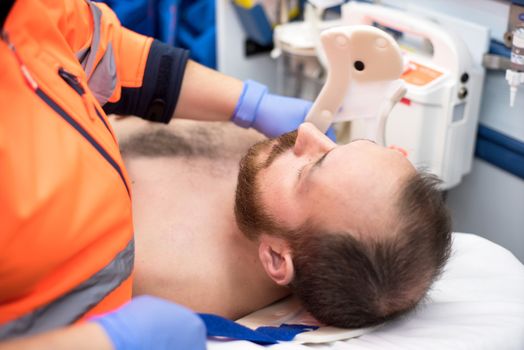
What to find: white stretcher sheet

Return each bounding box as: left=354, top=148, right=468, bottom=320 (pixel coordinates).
left=208, top=233, right=524, bottom=350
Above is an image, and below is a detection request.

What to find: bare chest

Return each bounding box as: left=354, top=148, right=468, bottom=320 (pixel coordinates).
left=127, top=156, right=287, bottom=319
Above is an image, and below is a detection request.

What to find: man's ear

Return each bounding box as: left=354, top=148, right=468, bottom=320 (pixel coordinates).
left=258, top=234, right=294, bottom=286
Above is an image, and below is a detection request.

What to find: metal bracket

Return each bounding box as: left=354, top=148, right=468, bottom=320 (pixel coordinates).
left=504, top=1, right=524, bottom=47
left=483, top=53, right=512, bottom=70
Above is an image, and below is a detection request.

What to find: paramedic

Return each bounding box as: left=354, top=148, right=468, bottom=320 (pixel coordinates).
left=0, top=0, right=325, bottom=348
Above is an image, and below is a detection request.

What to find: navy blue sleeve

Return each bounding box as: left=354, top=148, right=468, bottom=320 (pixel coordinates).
left=103, top=40, right=189, bottom=124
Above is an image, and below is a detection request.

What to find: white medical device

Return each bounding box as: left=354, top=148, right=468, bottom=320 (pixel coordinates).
left=304, top=25, right=406, bottom=146
left=336, top=2, right=486, bottom=190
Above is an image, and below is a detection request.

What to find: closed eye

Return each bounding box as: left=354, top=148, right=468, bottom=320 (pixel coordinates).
left=297, top=149, right=333, bottom=181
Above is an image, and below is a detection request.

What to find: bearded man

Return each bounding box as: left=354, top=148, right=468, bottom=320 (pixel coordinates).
left=119, top=118, right=451, bottom=328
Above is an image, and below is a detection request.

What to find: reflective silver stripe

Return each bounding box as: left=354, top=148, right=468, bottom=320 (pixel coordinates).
left=76, top=1, right=118, bottom=105
left=0, top=239, right=134, bottom=340
left=88, top=42, right=117, bottom=105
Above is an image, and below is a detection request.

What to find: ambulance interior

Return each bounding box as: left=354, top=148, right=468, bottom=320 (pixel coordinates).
left=117, top=0, right=524, bottom=348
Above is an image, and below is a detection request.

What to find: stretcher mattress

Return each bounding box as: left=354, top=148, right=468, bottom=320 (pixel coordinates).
left=208, top=233, right=524, bottom=350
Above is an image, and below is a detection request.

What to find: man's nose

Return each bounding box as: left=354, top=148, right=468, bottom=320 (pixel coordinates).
left=293, top=123, right=335, bottom=157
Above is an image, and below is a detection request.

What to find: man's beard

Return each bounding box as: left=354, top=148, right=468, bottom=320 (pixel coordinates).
left=234, top=131, right=297, bottom=240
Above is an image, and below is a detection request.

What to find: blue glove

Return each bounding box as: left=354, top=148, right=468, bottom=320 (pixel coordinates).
left=91, top=295, right=206, bottom=350
left=232, top=80, right=336, bottom=140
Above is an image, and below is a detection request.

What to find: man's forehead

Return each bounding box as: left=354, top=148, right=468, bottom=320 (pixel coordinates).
left=303, top=147, right=410, bottom=237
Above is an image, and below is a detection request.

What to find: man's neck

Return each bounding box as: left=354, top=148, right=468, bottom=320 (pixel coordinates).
left=127, top=153, right=289, bottom=319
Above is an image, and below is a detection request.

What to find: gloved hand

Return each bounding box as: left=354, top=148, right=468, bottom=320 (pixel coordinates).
left=232, top=80, right=336, bottom=140
left=91, top=295, right=206, bottom=350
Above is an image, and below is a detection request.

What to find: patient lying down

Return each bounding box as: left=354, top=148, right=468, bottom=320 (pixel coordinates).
left=116, top=119, right=452, bottom=329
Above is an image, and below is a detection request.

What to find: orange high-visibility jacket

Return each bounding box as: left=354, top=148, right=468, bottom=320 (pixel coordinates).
left=0, top=0, right=188, bottom=338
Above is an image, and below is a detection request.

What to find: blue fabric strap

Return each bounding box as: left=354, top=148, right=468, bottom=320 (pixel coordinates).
left=198, top=313, right=318, bottom=344
left=256, top=324, right=319, bottom=341
left=198, top=313, right=277, bottom=344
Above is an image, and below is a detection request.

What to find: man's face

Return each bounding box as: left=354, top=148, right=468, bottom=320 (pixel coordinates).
left=235, top=123, right=415, bottom=239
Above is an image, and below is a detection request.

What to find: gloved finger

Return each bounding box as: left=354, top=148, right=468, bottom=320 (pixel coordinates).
left=325, top=126, right=337, bottom=142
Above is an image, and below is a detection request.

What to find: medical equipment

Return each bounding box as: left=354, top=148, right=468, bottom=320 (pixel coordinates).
left=506, top=28, right=524, bottom=106
left=271, top=6, right=332, bottom=103
left=504, top=0, right=524, bottom=107
left=272, top=6, right=405, bottom=140
left=303, top=25, right=406, bottom=145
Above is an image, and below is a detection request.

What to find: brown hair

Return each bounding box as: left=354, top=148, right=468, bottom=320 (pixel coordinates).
left=288, top=172, right=452, bottom=328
